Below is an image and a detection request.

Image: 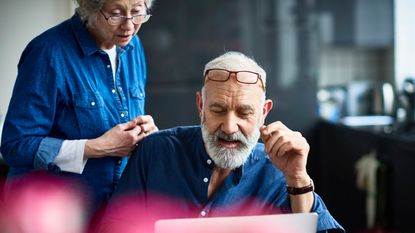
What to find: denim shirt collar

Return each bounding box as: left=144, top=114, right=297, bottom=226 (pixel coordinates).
left=69, top=14, right=134, bottom=56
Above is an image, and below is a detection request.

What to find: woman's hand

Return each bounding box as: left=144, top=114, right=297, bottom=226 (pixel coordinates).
left=132, top=115, right=158, bottom=136
left=84, top=115, right=157, bottom=159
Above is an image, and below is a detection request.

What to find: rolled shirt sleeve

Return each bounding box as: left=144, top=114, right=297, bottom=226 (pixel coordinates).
left=33, top=138, right=88, bottom=174
left=54, top=139, right=88, bottom=174
left=34, top=137, right=63, bottom=170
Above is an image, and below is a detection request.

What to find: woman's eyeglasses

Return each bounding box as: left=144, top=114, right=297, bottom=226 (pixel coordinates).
left=100, top=3, right=151, bottom=25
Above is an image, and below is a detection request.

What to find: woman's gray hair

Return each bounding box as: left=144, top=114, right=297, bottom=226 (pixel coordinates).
left=203, top=51, right=267, bottom=88
left=75, top=0, right=155, bottom=23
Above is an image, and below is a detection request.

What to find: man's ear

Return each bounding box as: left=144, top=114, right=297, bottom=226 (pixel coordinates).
left=196, top=91, right=203, bottom=119
left=262, top=99, right=273, bottom=123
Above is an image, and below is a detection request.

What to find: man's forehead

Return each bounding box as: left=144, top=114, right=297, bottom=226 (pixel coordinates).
left=205, top=80, right=263, bottom=96
left=204, top=82, right=263, bottom=107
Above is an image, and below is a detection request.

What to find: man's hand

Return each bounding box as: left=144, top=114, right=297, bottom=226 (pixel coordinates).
left=260, top=121, right=310, bottom=187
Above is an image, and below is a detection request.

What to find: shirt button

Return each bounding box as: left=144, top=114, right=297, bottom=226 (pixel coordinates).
left=118, top=160, right=122, bottom=165
left=120, top=113, right=125, bottom=118
left=206, top=159, right=212, bottom=165
left=203, top=177, right=209, bottom=183
left=107, top=64, right=111, bottom=68
left=118, top=87, right=122, bottom=91
left=139, top=93, right=143, bottom=97
left=200, top=211, right=207, bottom=217
left=112, top=89, right=116, bottom=93
left=90, top=101, right=95, bottom=106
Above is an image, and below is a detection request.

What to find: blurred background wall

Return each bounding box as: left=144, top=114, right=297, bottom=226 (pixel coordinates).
left=142, top=0, right=319, bottom=135
left=0, top=0, right=319, bottom=197
left=0, top=0, right=319, bottom=139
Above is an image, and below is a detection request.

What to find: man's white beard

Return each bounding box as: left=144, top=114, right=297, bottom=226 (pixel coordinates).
left=201, top=120, right=261, bottom=169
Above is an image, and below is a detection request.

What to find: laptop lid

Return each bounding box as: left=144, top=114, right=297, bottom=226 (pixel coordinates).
left=154, top=212, right=318, bottom=233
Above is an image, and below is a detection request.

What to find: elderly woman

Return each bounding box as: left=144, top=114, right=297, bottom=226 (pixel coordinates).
left=0, top=0, right=157, bottom=212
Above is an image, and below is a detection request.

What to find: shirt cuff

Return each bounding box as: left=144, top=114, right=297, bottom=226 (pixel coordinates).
left=34, top=137, right=63, bottom=170
left=54, top=139, right=88, bottom=174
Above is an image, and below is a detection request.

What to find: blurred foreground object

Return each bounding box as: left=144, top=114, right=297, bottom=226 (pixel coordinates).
left=0, top=172, right=87, bottom=233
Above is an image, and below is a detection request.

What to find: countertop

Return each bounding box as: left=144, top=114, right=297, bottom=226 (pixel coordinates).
left=321, top=120, right=415, bottom=147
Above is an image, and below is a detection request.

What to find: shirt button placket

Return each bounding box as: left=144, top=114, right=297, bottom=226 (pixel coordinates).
left=202, top=175, right=209, bottom=218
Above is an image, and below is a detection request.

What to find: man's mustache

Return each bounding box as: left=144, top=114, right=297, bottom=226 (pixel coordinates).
left=214, top=130, right=249, bottom=147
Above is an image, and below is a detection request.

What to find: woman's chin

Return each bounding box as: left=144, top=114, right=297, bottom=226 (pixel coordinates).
left=116, top=36, right=133, bottom=46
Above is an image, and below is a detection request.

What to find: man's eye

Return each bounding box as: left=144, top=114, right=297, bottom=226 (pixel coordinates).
left=239, top=112, right=252, bottom=118
left=211, top=109, right=225, bottom=114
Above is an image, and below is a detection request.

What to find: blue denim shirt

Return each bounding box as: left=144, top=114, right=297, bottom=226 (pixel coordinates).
left=0, top=14, right=147, bottom=210
left=113, top=126, right=345, bottom=233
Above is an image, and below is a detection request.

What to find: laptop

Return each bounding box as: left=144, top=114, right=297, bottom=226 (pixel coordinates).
left=154, top=212, right=318, bottom=233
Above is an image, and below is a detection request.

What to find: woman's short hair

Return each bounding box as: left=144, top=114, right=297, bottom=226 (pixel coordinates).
left=75, top=0, right=155, bottom=23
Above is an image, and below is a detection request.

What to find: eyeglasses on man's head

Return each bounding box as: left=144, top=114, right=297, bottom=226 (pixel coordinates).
left=204, top=68, right=265, bottom=90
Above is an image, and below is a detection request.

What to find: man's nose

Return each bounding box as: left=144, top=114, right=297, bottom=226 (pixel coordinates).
left=221, top=113, right=239, bottom=135
left=229, top=73, right=237, bottom=83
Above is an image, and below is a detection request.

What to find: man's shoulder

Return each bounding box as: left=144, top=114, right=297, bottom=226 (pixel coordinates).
left=134, top=126, right=202, bottom=163
left=143, top=125, right=201, bottom=145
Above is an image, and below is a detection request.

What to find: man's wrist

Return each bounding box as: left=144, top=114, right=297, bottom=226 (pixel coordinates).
left=285, top=173, right=310, bottom=187
left=286, top=179, right=314, bottom=195
left=84, top=139, right=102, bottom=159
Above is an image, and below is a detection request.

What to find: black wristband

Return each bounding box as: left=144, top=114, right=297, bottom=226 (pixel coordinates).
left=286, top=179, right=314, bottom=195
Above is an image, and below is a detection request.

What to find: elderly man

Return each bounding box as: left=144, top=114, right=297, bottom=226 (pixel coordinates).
left=99, top=51, right=344, bottom=233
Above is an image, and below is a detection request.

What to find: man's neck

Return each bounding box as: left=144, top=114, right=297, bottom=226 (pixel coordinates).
left=208, top=166, right=232, bottom=200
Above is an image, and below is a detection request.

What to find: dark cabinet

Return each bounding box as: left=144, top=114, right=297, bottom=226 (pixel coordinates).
left=312, top=121, right=415, bottom=233
left=354, top=0, right=393, bottom=47
left=316, top=0, right=393, bottom=47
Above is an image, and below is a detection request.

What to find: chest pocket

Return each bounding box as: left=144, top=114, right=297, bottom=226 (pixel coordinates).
left=73, top=92, right=111, bottom=137
left=129, top=86, right=145, bottom=100
left=128, top=86, right=146, bottom=117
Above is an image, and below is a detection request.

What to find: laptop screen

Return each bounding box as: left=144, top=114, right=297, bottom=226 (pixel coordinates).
left=154, top=213, right=318, bottom=233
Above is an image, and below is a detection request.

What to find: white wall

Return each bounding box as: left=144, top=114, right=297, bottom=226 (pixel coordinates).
left=0, top=0, right=75, bottom=142
left=395, top=0, right=415, bottom=90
